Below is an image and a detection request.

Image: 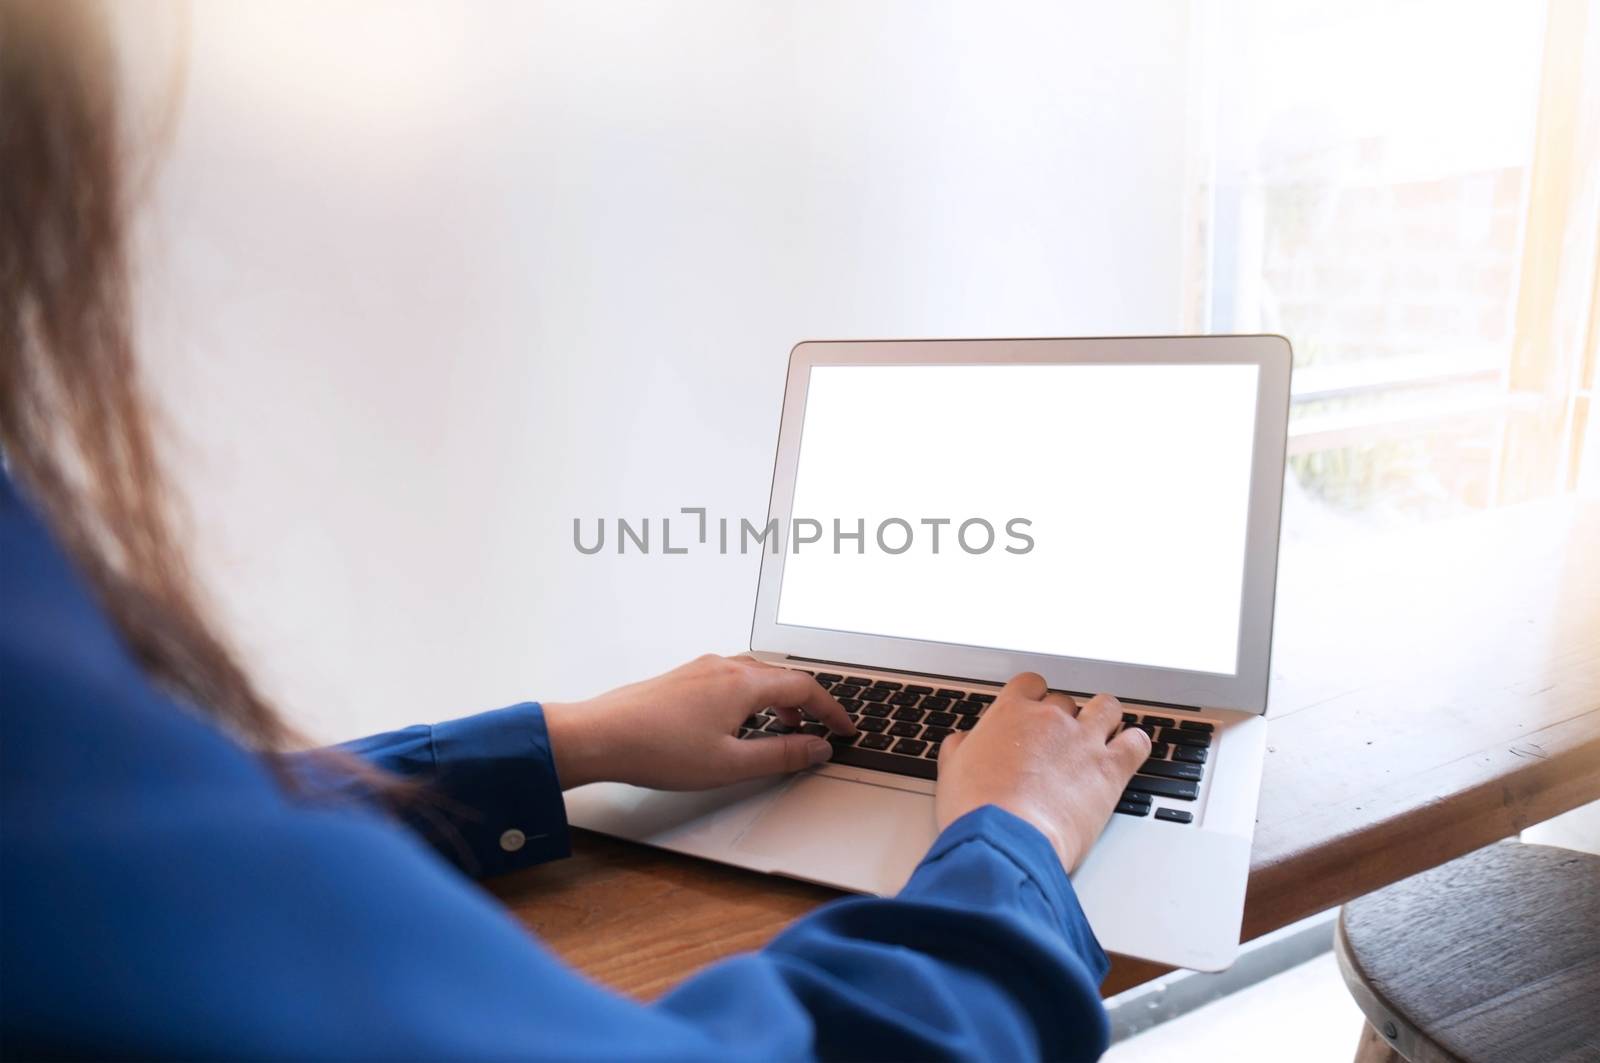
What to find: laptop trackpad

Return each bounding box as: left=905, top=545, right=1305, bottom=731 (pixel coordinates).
left=732, top=773, right=938, bottom=895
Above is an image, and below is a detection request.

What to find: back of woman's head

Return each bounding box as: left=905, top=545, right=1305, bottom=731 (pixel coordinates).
left=0, top=0, right=292, bottom=752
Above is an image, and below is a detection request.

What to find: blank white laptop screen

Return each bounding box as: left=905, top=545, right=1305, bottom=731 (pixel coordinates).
left=775, top=363, right=1261, bottom=676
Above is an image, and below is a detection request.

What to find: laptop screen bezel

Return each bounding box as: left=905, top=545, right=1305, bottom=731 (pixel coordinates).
left=749, top=336, right=1292, bottom=714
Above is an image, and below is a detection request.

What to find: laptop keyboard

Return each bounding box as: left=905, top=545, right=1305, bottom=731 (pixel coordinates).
left=736, top=668, right=1213, bottom=825
left=1112, top=711, right=1212, bottom=824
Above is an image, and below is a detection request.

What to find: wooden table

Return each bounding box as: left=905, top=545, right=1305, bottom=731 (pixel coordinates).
left=489, top=496, right=1600, bottom=999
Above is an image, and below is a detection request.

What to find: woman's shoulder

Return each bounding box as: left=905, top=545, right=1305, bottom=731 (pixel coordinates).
left=1, top=468, right=284, bottom=830
left=0, top=471, right=139, bottom=693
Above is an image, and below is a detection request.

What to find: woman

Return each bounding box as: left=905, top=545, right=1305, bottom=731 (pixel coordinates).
left=0, top=2, right=1150, bottom=1059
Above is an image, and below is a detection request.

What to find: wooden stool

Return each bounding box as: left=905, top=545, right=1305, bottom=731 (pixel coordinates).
left=1335, top=842, right=1600, bottom=1062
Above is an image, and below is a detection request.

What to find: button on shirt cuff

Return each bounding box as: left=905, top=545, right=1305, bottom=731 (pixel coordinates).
left=425, top=703, right=571, bottom=877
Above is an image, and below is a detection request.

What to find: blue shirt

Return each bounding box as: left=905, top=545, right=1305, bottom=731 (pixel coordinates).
left=0, top=470, right=1111, bottom=1061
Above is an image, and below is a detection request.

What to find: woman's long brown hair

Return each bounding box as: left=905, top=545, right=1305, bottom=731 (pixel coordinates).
left=0, top=0, right=296, bottom=754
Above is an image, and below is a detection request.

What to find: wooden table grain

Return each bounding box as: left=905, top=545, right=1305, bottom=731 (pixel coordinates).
left=489, top=495, right=1600, bottom=1000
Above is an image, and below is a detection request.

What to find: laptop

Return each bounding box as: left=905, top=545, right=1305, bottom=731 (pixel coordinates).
left=566, top=335, right=1291, bottom=971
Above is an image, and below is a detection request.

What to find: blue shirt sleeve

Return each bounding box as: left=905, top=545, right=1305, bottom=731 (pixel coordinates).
left=330, top=703, right=571, bottom=877
left=318, top=708, right=1113, bottom=1057
left=656, top=806, right=1111, bottom=1061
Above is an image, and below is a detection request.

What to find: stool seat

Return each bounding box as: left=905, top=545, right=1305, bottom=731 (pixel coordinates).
left=1335, top=842, right=1600, bottom=1063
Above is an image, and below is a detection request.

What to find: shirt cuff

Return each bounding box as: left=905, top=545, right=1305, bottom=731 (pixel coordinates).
left=903, top=805, right=1110, bottom=984
left=423, top=702, right=571, bottom=877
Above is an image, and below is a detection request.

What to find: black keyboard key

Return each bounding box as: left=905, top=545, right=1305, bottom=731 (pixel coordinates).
left=815, top=673, right=843, bottom=683
left=837, top=697, right=861, bottom=711
left=798, top=722, right=828, bottom=737
left=922, top=726, right=953, bottom=743
left=858, top=686, right=892, bottom=702
left=889, top=691, right=921, bottom=707
left=845, top=676, right=873, bottom=687
left=935, top=688, right=965, bottom=699
left=1163, top=729, right=1212, bottom=748
left=1179, top=720, right=1215, bottom=733
left=891, top=706, right=925, bottom=723
left=857, top=716, right=889, bottom=733
left=892, top=738, right=928, bottom=756
left=1173, top=746, right=1207, bottom=764
left=1148, top=741, right=1171, bottom=759
left=955, top=716, right=977, bottom=731
left=872, top=680, right=903, bottom=690
left=831, top=685, right=862, bottom=699
left=830, top=742, right=936, bottom=780
left=743, top=715, right=762, bottom=729
left=1155, top=808, right=1194, bottom=824
left=953, top=700, right=985, bottom=717
left=924, top=711, right=958, bottom=728
left=1118, top=790, right=1152, bottom=807
left=969, top=693, right=996, bottom=704
left=1114, top=800, right=1151, bottom=817
left=1125, top=775, right=1199, bottom=801
left=1139, top=759, right=1203, bottom=782
left=920, top=696, right=952, bottom=712
left=888, top=721, right=922, bottom=738
left=1141, top=715, right=1176, bottom=728
left=923, top=745, right=942, bottom=759
left=861, top=703, right=891, bottom=718
left=904, top=685, right=934, bottom=695
left=859, top=732, right=893, bottom=750
left=828, top=731, right=858, bottom=747
left=1121, top=712, right=1138, bottom=724
left=1129, top=721, right=1158, bottom=736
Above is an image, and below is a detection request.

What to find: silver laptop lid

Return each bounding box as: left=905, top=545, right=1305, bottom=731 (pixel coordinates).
left=749, top=336, right=1292, bottom=714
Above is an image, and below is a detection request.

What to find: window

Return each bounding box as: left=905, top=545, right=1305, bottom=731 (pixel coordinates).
left=1186, top=0, right=1600, bottom=542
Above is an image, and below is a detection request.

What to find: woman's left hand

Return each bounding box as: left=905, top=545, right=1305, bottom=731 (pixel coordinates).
left=540, top=655, right=856, bottom=790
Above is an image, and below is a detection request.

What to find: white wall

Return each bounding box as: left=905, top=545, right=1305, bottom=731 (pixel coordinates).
left=129, top=0, right=1195, bottom=742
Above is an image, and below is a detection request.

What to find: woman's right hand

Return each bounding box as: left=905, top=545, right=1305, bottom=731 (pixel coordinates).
left=934, top=672, right=1151, bottom=872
